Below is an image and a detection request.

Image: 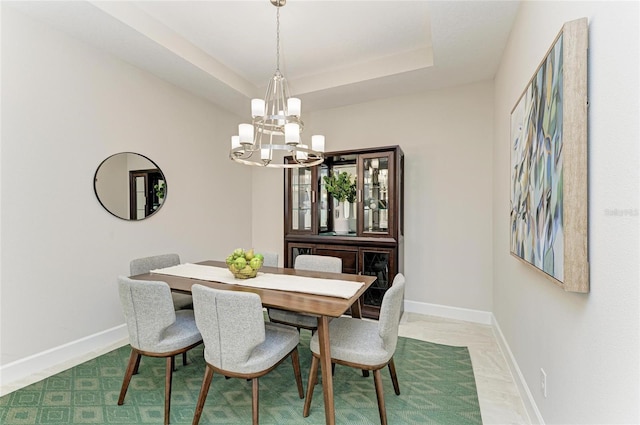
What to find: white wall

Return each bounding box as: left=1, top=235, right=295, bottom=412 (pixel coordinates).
left=0, top=7, right=252, bottom=370
left=493, top=2, right=639, bottom=424
left=252, top=81, right=496, bottom=317
left=251, top=167, right=285, bottom=266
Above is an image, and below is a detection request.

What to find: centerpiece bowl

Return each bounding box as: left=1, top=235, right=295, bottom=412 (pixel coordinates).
left=226, top=248, right=264, bottom=279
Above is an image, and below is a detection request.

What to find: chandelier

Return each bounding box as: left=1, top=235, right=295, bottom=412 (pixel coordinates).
left=230, top=0, right=325, bottom=168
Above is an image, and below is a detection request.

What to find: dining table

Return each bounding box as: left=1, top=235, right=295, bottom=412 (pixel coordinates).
left=130, top=260, right=377, bottom=425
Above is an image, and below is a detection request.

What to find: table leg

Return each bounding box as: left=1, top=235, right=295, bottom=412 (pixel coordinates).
left=317, top=315, right=335, bottom=425
left=350, top=296, right=363, bottom=319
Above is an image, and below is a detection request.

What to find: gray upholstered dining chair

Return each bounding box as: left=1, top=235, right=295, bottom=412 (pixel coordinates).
left=303, top=273, right=406, bottom=425
left=267, top=254, right=342, bottom=331
left=261, top=251, right=279, bottom=268
left=130, top=253, right=193, bottom=310
left=294, top=254, right=343, bottom=273
left=117, top=276, right=203, bottom=425
left=191, top=284, right=304, bottom=425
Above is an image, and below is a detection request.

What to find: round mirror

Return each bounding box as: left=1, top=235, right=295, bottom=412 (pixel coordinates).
left=94, top=152, right=167, bottom=220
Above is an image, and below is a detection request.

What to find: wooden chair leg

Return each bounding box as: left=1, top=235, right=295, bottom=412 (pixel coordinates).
left=192, top=365, right=214, bottom=425
left=165, top=356, right=174, bottom=425
left=373, top=369, right=387, bottom=425
left=133, top=353, right=142, bottom=375
left=252, top=378, right=259, bottom=425
left=171, top=351, right=188, bottom=372
left=118, top=350, right=140, bottom=405
left=388, top=358, right=400, bottom=395
left=303, top=355, right=319, bottom=417
left=290, top=348, right=304, bottom=399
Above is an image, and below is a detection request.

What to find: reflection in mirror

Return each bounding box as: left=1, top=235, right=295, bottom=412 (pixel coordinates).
left=94, top=152, right=167, bottom=220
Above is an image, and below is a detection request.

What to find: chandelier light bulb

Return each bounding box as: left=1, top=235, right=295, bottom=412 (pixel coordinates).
left=312, top=135, right=325, bottom=153
left=239, top=123, right=254, bottom=145
left=284, top=123, right=300, bottom=144
left=287, top=98, right=301, bottom=116
left=251, top=99, right=266, bottom=117
left=231, top=135, right=241, bottom=149
left=296, top=144, right=309, bottom=160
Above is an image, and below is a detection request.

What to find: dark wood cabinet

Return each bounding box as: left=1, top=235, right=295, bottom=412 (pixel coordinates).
left=284, top=146, right=404, bottom=319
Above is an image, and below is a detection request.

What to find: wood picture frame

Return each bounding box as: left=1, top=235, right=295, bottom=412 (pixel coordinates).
left=510, top=18, right=589, bottom=293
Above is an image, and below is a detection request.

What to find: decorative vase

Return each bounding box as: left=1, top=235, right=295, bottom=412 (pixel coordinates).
left=334, top=201, right=349, bottom=235
left=348, top=202, right=356, bottom=232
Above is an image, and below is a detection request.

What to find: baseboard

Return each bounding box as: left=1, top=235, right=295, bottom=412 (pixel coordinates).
left=0, top=324, right=129, bottom=395
left=403, top=300, right=493, bottom=325
left=492, top=316, right=544, bottom=425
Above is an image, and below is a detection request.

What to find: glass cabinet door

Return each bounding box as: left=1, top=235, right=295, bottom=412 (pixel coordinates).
left=320, top=154, right=357, bottom=235
left=288, top=243, right=315, bottom=267
left=288, top=167, right=315, bottom=233
left=360, top=152, right=393, bottom=236
left=360, top=248, right=395, bottom=310
left=318, top=164, right=329, bottom=233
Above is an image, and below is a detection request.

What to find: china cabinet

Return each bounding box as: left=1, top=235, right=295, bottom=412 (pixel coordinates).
left=284, top=145, right=404, bottom=319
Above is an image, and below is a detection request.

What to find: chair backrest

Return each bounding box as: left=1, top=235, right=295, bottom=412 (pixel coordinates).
left=118, top=276, right=177, bottom=351
left=130, top=253, right=180, bottom=275
left=192, top=284, right=266, bottom=371
left=261, top=252, right=279, bottom=268
left=378, top=273, right=406, bottom=354
left=294, top=254, right=342, bottom=273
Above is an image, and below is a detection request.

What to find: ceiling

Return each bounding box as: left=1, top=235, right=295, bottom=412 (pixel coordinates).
left=6, top=0, right=520, bottom=116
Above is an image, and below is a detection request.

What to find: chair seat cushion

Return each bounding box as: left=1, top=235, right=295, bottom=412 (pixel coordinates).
left=172, top=293, right=193, bottom=310
left=269, top=308, right=317, bottom=329
left=309, top=318, right=391, bottom=366
left=154, top=310, right=202, bottom=353
left=220, top=322, right=299, bottom=375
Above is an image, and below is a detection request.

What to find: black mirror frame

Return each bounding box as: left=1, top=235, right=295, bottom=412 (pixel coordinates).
left=93, top=152, right=167, bottom=221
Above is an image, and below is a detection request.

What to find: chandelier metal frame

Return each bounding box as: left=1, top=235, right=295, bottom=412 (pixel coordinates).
left=230, top=0, right=324, bottom=168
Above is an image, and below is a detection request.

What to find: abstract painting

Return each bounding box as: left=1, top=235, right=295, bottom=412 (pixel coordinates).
left=510, top=18, right=589, bottom=292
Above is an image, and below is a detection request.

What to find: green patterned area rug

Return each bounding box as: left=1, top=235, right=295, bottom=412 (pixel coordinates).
left=0, top=334, right=482, bottom=424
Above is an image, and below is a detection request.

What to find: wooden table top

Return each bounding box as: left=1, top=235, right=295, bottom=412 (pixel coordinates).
left=130, top=260, right=376, bottom=318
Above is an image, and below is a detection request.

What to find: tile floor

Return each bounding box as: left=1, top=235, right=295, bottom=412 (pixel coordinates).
left=2, top=312, right=531, bottom=425
left=399, top=312, right=531, bottom=425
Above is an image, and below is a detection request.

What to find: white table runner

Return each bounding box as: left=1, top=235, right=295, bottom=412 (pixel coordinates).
left=150, top=263, right=364, bottom=299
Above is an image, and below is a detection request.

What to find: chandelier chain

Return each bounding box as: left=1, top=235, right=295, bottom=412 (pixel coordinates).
left=275, top=6, right=280, bottom=72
